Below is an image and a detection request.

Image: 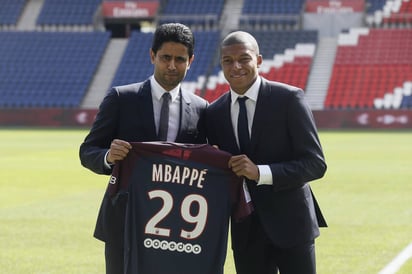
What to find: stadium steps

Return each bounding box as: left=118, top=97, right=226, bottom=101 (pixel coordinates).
left=219, top=0, right=244, bottom=35
left=81, top=38, right=128, bottom=109
left=17, top=0, right=44, bottom=31
left=305, top=37, right=337, bottom=110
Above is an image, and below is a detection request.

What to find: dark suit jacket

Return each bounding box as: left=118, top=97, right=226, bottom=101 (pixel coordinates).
left=79, top=79, right=208, bottom=243
left=205, top=77, right=327, bottom=250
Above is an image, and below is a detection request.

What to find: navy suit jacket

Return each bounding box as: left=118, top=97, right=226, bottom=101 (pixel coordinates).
left=79, top=79, right=208, bottom=243
left=205, top=77, right=327, bottom=250
left=80, top=80, right=208, bottom=175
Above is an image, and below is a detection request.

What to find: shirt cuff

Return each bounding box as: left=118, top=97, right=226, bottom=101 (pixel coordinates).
left=104, top=150, right=112, bottom=169
left=256, top=165, right=273, bottom=186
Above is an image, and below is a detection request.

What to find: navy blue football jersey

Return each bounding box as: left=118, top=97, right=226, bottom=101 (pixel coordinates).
left=108, top=142, right=252, bottom=274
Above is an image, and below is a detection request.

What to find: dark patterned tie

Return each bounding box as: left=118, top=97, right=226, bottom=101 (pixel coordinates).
left=237, top=96, right=250, bottom=154
left=158, top=92, right=171, bottom=141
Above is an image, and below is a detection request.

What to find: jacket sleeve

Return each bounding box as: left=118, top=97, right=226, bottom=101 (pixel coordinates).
left=79, top=89, right=120, bottom=175
left=269, top=89, right=327, bottom=192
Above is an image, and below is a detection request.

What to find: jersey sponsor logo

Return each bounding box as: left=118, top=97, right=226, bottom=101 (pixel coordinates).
left=143, top=237, right=202, bottom=254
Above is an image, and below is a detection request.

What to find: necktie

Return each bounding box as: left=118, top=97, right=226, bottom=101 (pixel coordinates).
left=158, top=92, right=171, bottom=141
left=237, top=96, right=250, bottom=154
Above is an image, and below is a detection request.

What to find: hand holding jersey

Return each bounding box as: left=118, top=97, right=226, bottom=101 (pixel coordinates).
left=228, top=154, right=260, bottom=182
left=106, top=139, right=132, bottom=164
left=99, top=142, right=253, bottom=274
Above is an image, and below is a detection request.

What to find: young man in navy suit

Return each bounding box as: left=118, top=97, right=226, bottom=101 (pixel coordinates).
left=79, top=23, right=208, bottom=274
left=205, top=31, right=327, bottom=274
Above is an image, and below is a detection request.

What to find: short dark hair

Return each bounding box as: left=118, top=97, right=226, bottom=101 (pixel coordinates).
left=221, top=31, right=260, bottom=55
left=151, top=23, right=195, bottom=58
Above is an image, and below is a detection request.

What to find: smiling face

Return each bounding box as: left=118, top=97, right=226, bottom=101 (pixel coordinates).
left=220, top=33, right=262, bottom=95
left=151, top=41, right=194, bottom=91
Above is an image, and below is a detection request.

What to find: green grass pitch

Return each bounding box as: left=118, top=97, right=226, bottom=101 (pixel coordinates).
left=1, top=129, right=411, bottom=273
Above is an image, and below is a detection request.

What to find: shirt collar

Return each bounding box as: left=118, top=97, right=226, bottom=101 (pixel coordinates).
left=230, top=76, right=261, bottom=106
left=150, top=75, right=180, bottom=102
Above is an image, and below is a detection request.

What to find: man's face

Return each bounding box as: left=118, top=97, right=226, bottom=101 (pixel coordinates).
left=220, top=43, right=262, bottom=95
left=151, top=41, right=194, bottom=91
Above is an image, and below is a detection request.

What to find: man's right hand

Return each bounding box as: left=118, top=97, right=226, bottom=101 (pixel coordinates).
left=107, top=139, right=132, bottom=164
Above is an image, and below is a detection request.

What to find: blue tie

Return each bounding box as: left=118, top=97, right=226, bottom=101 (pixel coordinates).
left=158, top=92, right=171, bottom=141
left=237, top=97, right=250, bottom=154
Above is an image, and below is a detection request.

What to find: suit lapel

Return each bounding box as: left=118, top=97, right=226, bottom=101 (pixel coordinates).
left=250, top=79, right=270, bottom=154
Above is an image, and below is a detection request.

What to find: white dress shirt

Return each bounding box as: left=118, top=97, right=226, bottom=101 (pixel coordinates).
left=229, top=77, right=273, bottom=186
left=150, top=76, right=180, bottom=142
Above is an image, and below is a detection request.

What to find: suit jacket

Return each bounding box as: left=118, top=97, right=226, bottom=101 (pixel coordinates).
left=205, top=77, right=327, bottom=250
left=80, top=80, right=208, bottom=175
left=79, top=79, right=208, bottom=243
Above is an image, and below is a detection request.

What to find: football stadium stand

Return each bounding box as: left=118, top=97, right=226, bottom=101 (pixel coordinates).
left=0, top=0, right=411, bottom=115
left=240, top=0, right=304, bottom=30
left=110, top=31, right=154, bottom=87
left=158, top=0, right=225, bottom=29
left=0, top=31, right=110, bottom=108
left=36, top=0, right=102, bottom=26
left=366, top=0, right=412, bottom=26
left=325, top=28, right=412, bottom=109
left=0, top=0, right=27, bottom=26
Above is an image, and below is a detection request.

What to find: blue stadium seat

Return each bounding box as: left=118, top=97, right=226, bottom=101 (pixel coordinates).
left=242, top=0, right=304, bottom=14
left=401, top=96, right=412, bottom=108
left=110, top=31, right=153, bottom=87
left=162, top=0, right=224, bottom=15
left=365, top=0, right=387, bottom=14
left=158, top=0, right=224, bottom=28
left=36, top=0, right=102, bottom=26
left=0, top=31, right=110, bottom=108
left=240, top=0, right=304, bottom=29
left=185, top=31, right=219, bottom=82
left=0, top=0, right=26, bottom=25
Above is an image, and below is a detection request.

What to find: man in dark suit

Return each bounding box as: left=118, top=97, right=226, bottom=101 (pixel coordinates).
left=205, top=31, right=327, bottom=274
left=79, top=23, right=208, bottom=274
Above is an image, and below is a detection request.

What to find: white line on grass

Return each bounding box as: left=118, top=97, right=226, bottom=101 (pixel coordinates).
left=378, top=242, right=412, bottom=274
